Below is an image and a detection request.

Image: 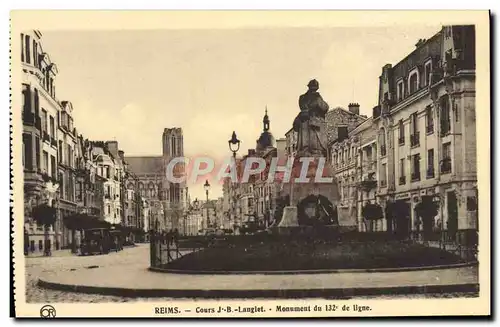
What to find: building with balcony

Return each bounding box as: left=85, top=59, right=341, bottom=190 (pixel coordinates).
left=90, top=141, right=125, bottom=225
left=56, top=101, right=79, bottom=248
left=327, top=104, right=369, bottom=226
left=372, top=25, right=477, bottom=238
left=21, top=30, right=66, bottom=253
left=122, top=168, right=144, bottom=241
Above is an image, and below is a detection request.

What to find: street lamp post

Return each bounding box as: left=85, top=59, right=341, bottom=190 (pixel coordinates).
left=204, top=180, right=211, bottom=228
left=228, top=131, right=241, bottom=158
left=193, top=198, right=199, bottom=235
left=183, top=212, right=187, bottom=236
left=228, top=131, right=241, bottom=232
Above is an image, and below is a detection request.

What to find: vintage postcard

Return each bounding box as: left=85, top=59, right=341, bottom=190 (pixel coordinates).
left=11, top=10, right=490, bottom=318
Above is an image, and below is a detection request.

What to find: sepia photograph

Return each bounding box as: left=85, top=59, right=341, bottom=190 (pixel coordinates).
left=10, top=10, right=490, bottom=318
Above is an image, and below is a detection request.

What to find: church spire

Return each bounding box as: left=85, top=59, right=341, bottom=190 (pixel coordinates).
left=263, top=106, right=270, bottom=132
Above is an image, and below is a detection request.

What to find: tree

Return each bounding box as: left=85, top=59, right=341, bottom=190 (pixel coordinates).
left=361, top=202, right=383, bottom=232
left=32, top=203, right=56, bottom=256
left=415, top=197, right=439, bottom=241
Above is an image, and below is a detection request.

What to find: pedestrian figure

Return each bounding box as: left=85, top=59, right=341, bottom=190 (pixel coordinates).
left=168, top=229, right=174, bottom=246
left=173, top=228, right=179, bottom=248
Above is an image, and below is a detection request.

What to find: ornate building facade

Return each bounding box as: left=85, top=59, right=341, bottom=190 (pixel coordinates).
left=372, top=25, right=477, bottom=238
left=329, top=113, right=377, bottom=229
left=21, top=30, right=78, bottom=252
left=125, top=128, right=188, bottom=231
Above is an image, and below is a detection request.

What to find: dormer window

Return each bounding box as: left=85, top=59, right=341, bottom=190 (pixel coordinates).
left=424, top=60, right=432, bottom=86
left=408, top=69, right=419, bottom=94
left=397, top=80, right=404, bottom=101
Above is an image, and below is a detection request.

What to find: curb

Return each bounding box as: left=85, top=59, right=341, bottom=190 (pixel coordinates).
left=149, top=262, right=478, bottom=275
left=37, top=279, right=479, bottom=299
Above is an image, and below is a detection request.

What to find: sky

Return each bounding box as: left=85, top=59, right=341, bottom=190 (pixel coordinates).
left=41, top=25, right=441, bottom=199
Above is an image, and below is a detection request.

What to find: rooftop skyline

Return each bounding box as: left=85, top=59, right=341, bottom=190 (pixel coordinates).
left=40, top=25, right=442, bottom=198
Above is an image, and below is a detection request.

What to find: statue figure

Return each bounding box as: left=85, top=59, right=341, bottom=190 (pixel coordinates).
left=293, top=79, right=329, bottom=156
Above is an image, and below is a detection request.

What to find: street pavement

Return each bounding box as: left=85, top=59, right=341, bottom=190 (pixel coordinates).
left=29, top=243, right=479, bottom=302
left=26, top=244, right=179, bottom=303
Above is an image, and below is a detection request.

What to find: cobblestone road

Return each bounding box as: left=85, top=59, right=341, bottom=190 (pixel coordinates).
left=25, top=244, right=478, bottom=303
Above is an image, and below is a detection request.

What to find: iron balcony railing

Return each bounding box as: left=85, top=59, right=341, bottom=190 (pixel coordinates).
left=426, top=124, right=434, bottom=134
left=441, top=158, right=452, bottom=174
left=410, top=132, right=420, bottom=147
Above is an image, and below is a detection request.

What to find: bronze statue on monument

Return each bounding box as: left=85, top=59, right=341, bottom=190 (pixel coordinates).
left=293, top=79, right=329, bottom=157
left=271, top=79, right=341, bottom=233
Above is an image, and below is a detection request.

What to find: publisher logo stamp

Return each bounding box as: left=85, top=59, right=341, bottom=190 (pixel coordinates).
left=40, top=305, right=56, bottom=318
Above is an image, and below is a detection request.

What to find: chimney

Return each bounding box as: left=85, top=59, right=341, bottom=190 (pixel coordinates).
left=415, top=38, right=427, bottom=48
left=348, top=103, right=360, bottom=115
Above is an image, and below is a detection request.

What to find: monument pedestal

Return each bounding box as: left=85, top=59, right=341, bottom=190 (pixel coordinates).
left=269, top=79, right=344, bottom=235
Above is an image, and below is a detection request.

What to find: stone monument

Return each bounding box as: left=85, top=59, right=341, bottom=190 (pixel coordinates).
left=273, top=80, right=341, bottom=233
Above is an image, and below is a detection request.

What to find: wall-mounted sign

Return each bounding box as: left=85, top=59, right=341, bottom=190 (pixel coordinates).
left=395, top=193, right=410, bottom=200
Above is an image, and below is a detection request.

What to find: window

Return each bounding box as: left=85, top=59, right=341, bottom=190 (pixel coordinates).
left=399, top=158, right=406, bottom=185
left=397, top=80, right=404, bottom=101
left=50, top=78, right=54, bottom=97
left=410, top=112, right=419, bottom=134
left=365, top=146, right=373, bottom=162
left=105, top=166, right=110, bottom=179
left=66, top=144, right=72, bottom=167
left=41, top=109, right=48, bottom=133
left=424, top=61, right=432, bottom=86
left=42, top=151, right=48, bottom=173
left=411, top=154, right=421, bottom=181
left=20, top=33, right=24, bottom=62
left=441, top=142, right=452, bottom=174
left=338, top=126, right=348, bottom=142
left=35, top=89, right=42, bottom=118
left=426, top=107, right=434, bottom=133
left=22, top=133, right=32, bottom=170
left=22, top=84, right=31, bottom=114
left=379, top=129, right=387, bottom=156
left=76, top=181, right=83, bottom=201
left=58, top=141, right=63, bottom=163
left=398, top=119, right=405, bottom=145
left=107, top=205, right=111, bottom=214
left=33, top=40, right=38, bottom=68
left=467, top=197, right=477, bottom=211
left=409, top=72, right=418, bottom=94
left=380, top=163, right=387, bottom=187
left=50, top=155, right=56, bottom=177
left=49, top=116, right=55, bottom=138
left=24, top=34, right=30, bottom=64
left=410, top=113, right=420, bottom=147
left=427, top=149, right=435, bottom=178
left=35, top=136, right=40, bottom=170
left=59, top=172, right=64, bottom=199
left=440, top=97, right=451, bottom=136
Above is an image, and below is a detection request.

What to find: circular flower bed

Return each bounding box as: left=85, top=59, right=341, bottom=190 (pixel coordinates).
left=164, top=239, right=466, bottom=272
